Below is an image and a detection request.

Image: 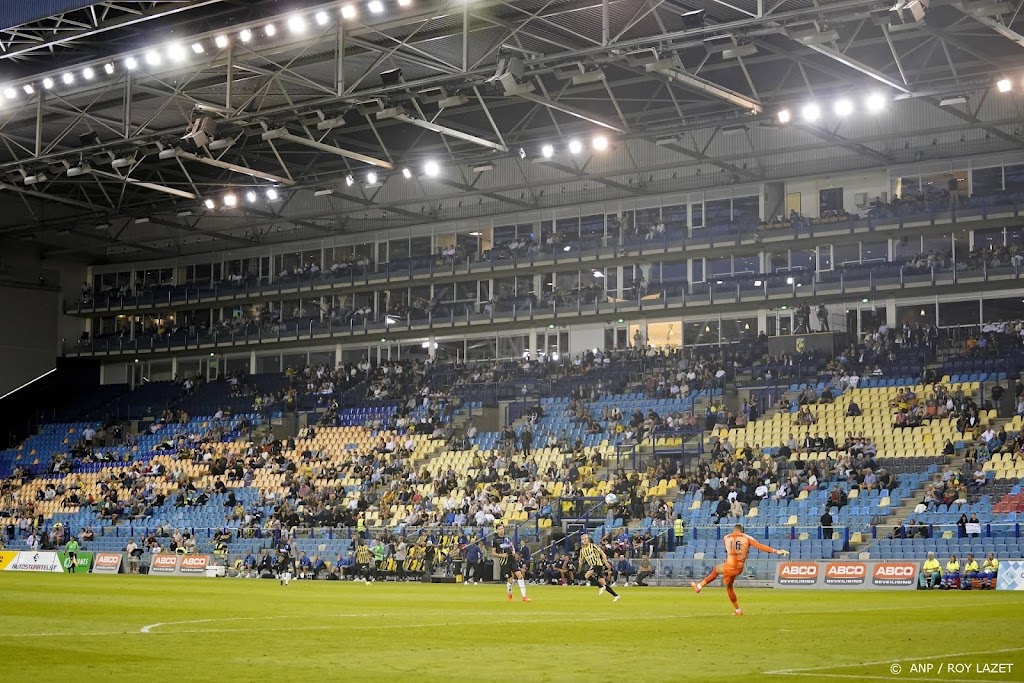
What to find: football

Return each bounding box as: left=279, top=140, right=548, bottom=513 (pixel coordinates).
left=605, top=493, right=619, bottom=506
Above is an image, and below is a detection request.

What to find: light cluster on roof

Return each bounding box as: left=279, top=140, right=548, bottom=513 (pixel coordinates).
left=0, top=3, right=418, bottom=102
left=776, top=91, right=888, bottom=124
left=201, top=130, right=617, bottom=212
left=776, top=77, right=1017, bottom=124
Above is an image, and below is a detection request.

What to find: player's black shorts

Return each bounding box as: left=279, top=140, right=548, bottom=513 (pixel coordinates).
left=67, top=552, right=78, bottom=560
left=583, top=564, right=602, bottom=576
left=500, top=561, right=521, bottom=579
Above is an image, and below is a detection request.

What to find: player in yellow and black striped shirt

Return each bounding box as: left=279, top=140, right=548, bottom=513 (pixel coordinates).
left=354, top=542, right=372, bottom=583
left=578, top=535, right=620, bottom=602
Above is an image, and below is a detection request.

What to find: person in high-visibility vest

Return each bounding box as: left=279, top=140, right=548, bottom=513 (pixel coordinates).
left=961, top=553, right=980, bottom=590
left=921, top=552, right=942, bottom=589
left=673, top=515, right=684, bottom=541
left=979, top=553, right=999, bottom=589
left=941, top=554, right=960, bottom=590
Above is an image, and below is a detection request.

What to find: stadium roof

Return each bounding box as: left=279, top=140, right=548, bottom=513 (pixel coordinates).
left=0, top=0, right=1022, bottom=261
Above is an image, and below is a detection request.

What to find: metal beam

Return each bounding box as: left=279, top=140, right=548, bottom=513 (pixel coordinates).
left=89, top=169, right=198, bottom=201
left=954, top=3, right=1024, bottom=47
left=0, top=181, right=103, bottom=212
left=433, top=178, right=536, bottom=209
left=650, top=63, right=762, bottom=113
left=515, top=92, right=629, bottom=133
left=799, top=41, right=914, bottom=93
left=261, top=129, right=394, bottom=170
left=538, top=160, right=637, bottom=193
left=0, top=0, right=226, bottom=62
left=168, top=148, right=297, bottom=186
left=147, top=217, right=255, bottom=247
left=391, top=114, right=509, bottom=153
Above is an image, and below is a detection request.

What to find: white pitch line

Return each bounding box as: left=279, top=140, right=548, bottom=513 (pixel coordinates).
left=5, top=599, right=1018, bottom=639
left=138, top=614, right=644, bottom=636
left=763, top=646, right=1024, bottom=676
left=139, top=612, right=382, bottom=633
left=777, top=673, right=1016, bottom=683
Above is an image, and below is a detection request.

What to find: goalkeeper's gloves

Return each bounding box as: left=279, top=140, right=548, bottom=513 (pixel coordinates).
left=777, top=549, right=790, bottom=556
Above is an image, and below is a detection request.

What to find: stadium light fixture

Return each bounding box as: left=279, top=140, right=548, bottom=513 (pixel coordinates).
left=239, top=29, right=253, bottom=43
left=2, top=88, right=15, bottom=100
left=62, top=72, right=75, bottom=85
left=215, top=34, right=229, bottom=49
left=833, top=98, right=853, bottom=117
left=266, top=188, right=279, bottom=200
left=865, top=92, right=886, bottom=113
left=398, top=0, right=412, bottom=5
left=568, top=139, right=583, bottom=154
left=124, top=57, right=138, bottom=70
left=166, top=43, right=186, bottom=62
left=424, top=160, right=440, bottom=177
left=592, top=135, right=609, bottom=151
left=316, top=11, right=330, bottom=26
left=541, top=144, right=554, bottom=158
left=801, top=103, right=821, bottom=122
left=402, top=167, right=412, bottom=179
left=192, top=42, right=205, bottom=55
left=341, top=5, right=357, bottom=19
left=204, top=198, right=216, bottom=209
left=22, top=84, right=33, bottom=95
left=82, top=67, right=95, bottom=80
left=366, top=171, right=378, bottom=185
left=287, top=15, right=307, bottom=34
left=145, top=50, right=162, bottom=66
left=777, top=109, right=791, bottom=124
left=997, top=78, right=1012, bottom=93
left=246, top=190, right=257, bottom=202
left=104, top=62, right=115, bottom=75
left=223, top=193, right=237, bottom=207
left=345, top=174, right=354, bottom=187
left=368, top=0, right=384, bottom=13
left=42, top=77, right=54, bottom=90
left=265, top=24, right=277, bottom=37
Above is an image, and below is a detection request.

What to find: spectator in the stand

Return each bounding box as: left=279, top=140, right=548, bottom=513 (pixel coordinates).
left=820, top=506, right=834, bottom=540
left=991, top=382, right=1005, bottom=412
left=520, top=425, right=533, bottom=458
left=817, top=304, right=829, bottom=332
left=845, top=400, right=861, bottom=417
left=713, top=496, right=729, bottom=524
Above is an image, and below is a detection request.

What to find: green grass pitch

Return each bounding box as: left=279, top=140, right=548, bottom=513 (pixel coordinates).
left=2, top=574, right=1023, bottom=682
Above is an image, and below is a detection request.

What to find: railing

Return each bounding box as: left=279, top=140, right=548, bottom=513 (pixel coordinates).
left=870, top=521, right=1024, bottom=540
left=67, top=197, right=1024, bottom=318
left=20, top=523, right=545, bottom=548
left=66, top=254, right=1024, bottom=358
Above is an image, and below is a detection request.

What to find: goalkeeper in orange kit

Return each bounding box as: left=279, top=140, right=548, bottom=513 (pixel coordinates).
left=691, top=523, right=788, bottom=616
